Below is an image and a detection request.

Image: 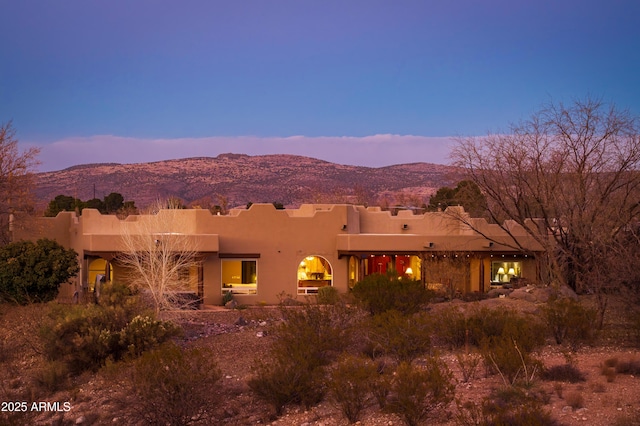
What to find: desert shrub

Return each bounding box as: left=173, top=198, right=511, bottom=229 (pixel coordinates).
left=40, top=304, right=127, bottom=373
left=328, top=355, right=378, bottom=423
left=119, top=314, right=181, bottom=358
left=249, top=355, right=325, bottom=416
left=0, top=239, right=79, bottom=304
left=317, top=285, right=339, bottom=305
left=479, top=386, right=558, bottom=426
left=601, top=365, right=617, bottom=382
left=250, top=302, right=356, bottom=416
left=432, top=306, right=545, bottom=353
left=429, top=305, right=469, bottom=349
left=466, top=307, right=546, bottom=352
left=371, top=371, right=392, bottom=409
left=351, top=273, right=432, bottom=315
left=540, top=363, right=586, bottom=383
left=542, top=297, right=598, bottom=348
left=275, top=302, right=355, bottom=366
left=481, top=334, right=541, bottom=386
left=629, top=310, right=640, bottom=346
left=98, top=281, right=135, bottom=307
left=40, top=304, right=179, bottom=374
left=221, top=290, right=234, bottom=306
left=366, top=310, right=432, bottom=362
left=123, top=342, right=222, bottom=425
left=32, top=360, right=69, bottom=393
left=565, top=390, right=584, bottom=409
left=388, top=358, right=455, bottom=426
left=456, top=351, right=482, bottom=383
left=615, top=359, right=640, bottom=376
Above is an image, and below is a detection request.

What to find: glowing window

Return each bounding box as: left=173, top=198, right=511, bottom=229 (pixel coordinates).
left=297, top=256, right=332, bottom=295
left=491, top=261, right=521, bottom=283
left=222, top=260, right=257, bottom=294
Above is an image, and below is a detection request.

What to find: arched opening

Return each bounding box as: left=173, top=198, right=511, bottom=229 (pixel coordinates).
left=297, top=255, right=332, bottom=295
left=88, top=258, right=113, bottom=291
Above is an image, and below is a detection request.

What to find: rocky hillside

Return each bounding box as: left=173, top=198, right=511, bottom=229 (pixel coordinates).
left=35, top=154, right=462, bottom=209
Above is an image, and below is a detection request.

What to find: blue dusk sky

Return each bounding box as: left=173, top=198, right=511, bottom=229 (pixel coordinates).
left=1, top=1, right=639, bottom=172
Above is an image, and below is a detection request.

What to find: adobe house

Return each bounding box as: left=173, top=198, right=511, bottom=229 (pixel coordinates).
left=13, top=203, right=546, bottom=305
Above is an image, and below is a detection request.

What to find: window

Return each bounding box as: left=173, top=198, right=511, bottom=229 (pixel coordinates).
left=297, top=256, right=332, bottom=295
left=491, top=261, right=521, bottom=284
left=221, top=260, right=257, bottom=294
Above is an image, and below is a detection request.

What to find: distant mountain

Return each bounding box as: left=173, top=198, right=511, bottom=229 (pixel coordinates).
left=34, top=154, right=462, bottom=209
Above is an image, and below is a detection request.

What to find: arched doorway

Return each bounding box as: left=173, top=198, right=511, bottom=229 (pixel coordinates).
left=88, top=258, right=113, bottom=291
left=297, top=255, right=333, bottom=295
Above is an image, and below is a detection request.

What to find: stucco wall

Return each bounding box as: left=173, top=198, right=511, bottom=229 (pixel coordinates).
left=14, top=203, right=548, bottom=305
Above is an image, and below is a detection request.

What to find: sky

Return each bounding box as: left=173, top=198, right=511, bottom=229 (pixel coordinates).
left=1, top=1, right=639, bottom=172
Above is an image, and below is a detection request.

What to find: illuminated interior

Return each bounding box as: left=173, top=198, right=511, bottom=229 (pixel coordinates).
left=222, top=259, right=257, bottom=294
left=297, top=255, right=332, bottom=294
left=88, top=258, right=112, bottom=291
left=491, top=261, right=521, bottom=283
left=361, top=254, right=421, bottom=280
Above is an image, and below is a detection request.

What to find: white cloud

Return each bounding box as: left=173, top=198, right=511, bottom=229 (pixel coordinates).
left=36, top=134, right=455, bottom=172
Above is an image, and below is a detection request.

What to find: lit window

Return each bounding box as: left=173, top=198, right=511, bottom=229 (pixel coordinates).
left=491, top=261, right=521, bottom=284
left=297, top=256, right=332, bottom=295
left=222, top=260, right=257, bottom=294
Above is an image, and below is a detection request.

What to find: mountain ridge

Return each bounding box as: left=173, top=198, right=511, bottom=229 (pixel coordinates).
left=35, top=154, right=462, bottom=209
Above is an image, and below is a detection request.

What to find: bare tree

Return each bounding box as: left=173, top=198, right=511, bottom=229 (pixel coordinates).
left=451, top=98, right=640, bottom=308
left=0, top=121, right=40, bottom=244
left=117, top=199, right=202, bottom=314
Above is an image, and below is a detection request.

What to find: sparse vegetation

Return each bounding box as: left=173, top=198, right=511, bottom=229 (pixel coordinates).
left=327, top=355, right=378, bottom=423
left=120, top=342, right=222, bottom=425
left=1, top=291, right=639, bottom=425
left=540, top=363, right=587, bottom=383
left=249, top=301, right=356, bottom=416
left=388, top=358, right=455, bottom=426
left=365, top=309, right=432, bottom=362
left=542, top=296, right=598, bottom=348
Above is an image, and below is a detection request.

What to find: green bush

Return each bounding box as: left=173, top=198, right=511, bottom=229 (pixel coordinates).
left=0, top=239, right=79, bottom=304
left=366, top=310, right=432, bottom=362
left=542, top=297, right=598, bottom=349
left=98, top=281, right=136, bottom=307
left=351, top=273, right=432, bottom=315
left=317, top=285, right=339, bottom=305
left=40, top=304, right=180, bottom=374
left=119, top=314, right=181, bottom=358
left=124, top=343, right=222, bottom=425
left=388, top=358, right=455, bottom=426
left=328, top=355, right=378, bottom=423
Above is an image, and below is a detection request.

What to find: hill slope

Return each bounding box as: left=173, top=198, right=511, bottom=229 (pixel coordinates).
left=35, top=154, right=461, bottom=208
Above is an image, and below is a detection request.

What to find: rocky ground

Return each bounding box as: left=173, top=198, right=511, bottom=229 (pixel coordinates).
left=2, top=289, right=640, bottom=425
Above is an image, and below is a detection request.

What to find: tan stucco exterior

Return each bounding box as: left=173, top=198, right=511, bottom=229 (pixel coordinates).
left=13, top=204, right=546, bottom=305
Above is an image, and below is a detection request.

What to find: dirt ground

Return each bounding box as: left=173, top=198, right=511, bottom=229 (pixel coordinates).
left=2, top=295, right=640, bottom=426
